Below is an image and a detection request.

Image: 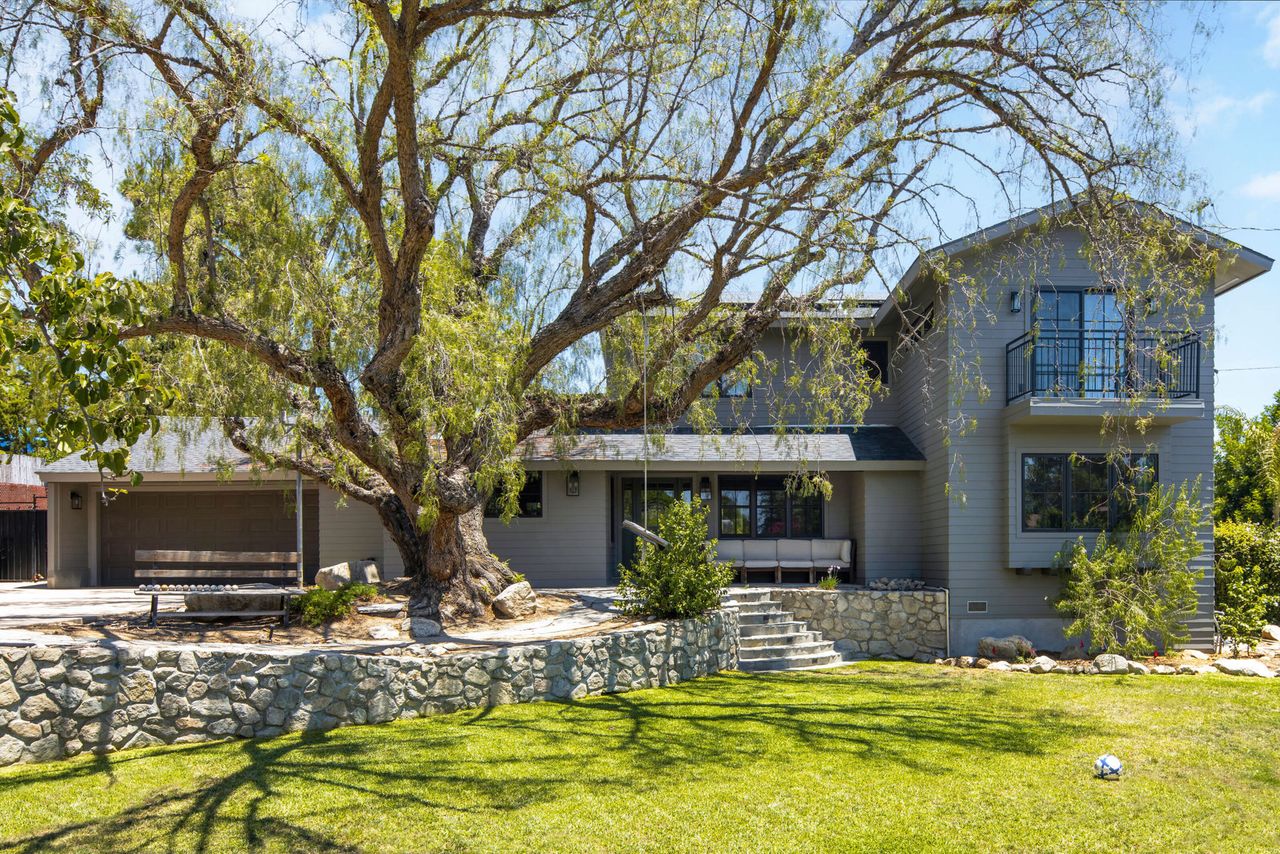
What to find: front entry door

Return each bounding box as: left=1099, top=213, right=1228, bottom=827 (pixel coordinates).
left=618, top=477, right=692, bottom=571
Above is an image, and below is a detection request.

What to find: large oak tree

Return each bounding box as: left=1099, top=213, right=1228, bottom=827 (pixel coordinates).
left=1, top=0, right=1208, bottom=622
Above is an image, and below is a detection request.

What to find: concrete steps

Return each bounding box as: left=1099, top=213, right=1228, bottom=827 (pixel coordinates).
left=723, top=590, right=844, bottom=673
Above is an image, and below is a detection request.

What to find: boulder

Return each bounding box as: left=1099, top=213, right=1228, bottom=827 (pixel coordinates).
left=976, top=635, right=1036, bottom=662
left=407, top=617, right=443, bottom=640
left=1214, top=658, right=1276, bottom=678
left=1127, top=661, right=1151, bottom=675
left=987, top=661, right=1012, bottom=671
left=183, top=583, right=285, bottom=615
left=368, top=625, right=400, bottom=641
left=492, top=581, right=537, bottom=620
left=1177, top=663, right=1215, bottom=675
left=1151, top=664, right=1176, bottom=675
left=1093, top=653, right=1129, bottom=674
left=1261, top=625, right=1280, bottom=642
left=316, top=560, right=380, bottom=591
left=1028, top=655, right=1057, bottom=674
left=1179, top=649, right=1210, bottom=660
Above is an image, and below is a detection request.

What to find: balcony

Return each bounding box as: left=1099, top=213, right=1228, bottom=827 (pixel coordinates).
left=1004, top=328, right=1203, bottom=424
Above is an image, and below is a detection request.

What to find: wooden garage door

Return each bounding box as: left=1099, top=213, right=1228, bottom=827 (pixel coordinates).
left=99, top=489, right=319, bottom=586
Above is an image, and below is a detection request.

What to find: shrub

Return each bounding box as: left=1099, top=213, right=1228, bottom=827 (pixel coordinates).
left=1215, top=520, right=1280, bottom=623
left=617, top=496, right=735, bottom=619
left=817, top=569, right=840, bottom=590
left=292, top=582, right=378, bottom=627
left=1215, top=559, right=1273, bottom=656
left=1056, top=479, right=1205, bottom=658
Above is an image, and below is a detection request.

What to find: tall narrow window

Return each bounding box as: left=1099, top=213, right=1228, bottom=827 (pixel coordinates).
left=1022, top=455, right=1065, bottom=530
left=1068, top=454, right=1109, bottom=530
left=718, top=478, right=752, bottom=537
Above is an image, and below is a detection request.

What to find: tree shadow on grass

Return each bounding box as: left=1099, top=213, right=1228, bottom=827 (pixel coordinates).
left=0, top=668, right=1092, bottom=853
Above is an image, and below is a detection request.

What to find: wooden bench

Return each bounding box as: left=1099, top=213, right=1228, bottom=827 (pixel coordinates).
left=133, top=549, right=306, bottom=627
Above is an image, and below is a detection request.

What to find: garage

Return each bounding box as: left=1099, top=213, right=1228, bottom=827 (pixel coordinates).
left=98, top=488, right=320, bottom=586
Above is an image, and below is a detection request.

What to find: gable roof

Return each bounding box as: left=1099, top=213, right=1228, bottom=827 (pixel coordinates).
left=872, top=197, right=1274, bottom=326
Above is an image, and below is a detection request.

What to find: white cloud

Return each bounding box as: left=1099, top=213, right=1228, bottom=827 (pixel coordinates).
left=1173, top=89, right=1275, bottom=138
left=1240, top=171, right=1280, bottom=201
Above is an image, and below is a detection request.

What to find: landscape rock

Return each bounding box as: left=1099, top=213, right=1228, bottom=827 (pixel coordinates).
left=1093, top=653, right=1129, bottom=674
left=407, top=617, right=443, bottom=640
left=1177, top=663, right=1215, bottom=675
left=368, top=625, right=400, bottom=641
left=1261, top=625, right=1280, bottom=642
left=357, top=603, right=405, bottom=617
left=1127, top=661, right=1150, bottom=675
left=1214, top=658, right=1275, bottom=678
left=1152, top=664, right=1176, bottom=675
left=184, top=583, right=285, bottom=614
left=492, top=582, right=538, bottom=619
left=977, top=635, right=1036, bottom=662
left=1028, top=655, right=1056, bottom=674
left=1179, top=649, right=1210, bottom=660
left=987, top=661, right=1012, bottom=671
left=316, top=560, right=380, bottom=591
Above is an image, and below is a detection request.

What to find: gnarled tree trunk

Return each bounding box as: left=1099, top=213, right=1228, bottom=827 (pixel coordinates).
left=377, top=484, right=514, bottom=625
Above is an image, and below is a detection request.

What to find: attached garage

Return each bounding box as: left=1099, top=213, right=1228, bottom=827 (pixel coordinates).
left=98, top=488, right=319, bottom=586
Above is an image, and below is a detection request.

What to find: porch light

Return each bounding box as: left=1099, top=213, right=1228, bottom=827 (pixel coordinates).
left=69, top=491, right=82, bottom=510
left=1009, top=290, right=1022, bottom=313
left=565, top=470, right=580, bottom=497
left=699, top=476, right=712, bottom=502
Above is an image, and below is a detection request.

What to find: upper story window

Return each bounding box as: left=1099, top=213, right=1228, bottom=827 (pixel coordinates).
left=484, top=471, right=543, bottom=518
left=859, top=340, right=890, bottom=385
left=718, top=475, right=822, bottom=538
left=1021, top=453, right=1157, bottom=532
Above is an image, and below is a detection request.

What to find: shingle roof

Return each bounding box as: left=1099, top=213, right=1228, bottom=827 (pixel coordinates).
left=38, top=424, right=924, bottom=477
left=36, top=426, right=255, bottom=475
left=521, top=426, right=923, bottom=465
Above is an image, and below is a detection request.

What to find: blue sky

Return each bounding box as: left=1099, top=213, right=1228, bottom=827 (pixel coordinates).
left=1163, top=3, right=1280, bottom=417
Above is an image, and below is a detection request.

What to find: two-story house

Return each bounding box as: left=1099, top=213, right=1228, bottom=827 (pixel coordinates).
left=37, top=202, right=1273, bottom=652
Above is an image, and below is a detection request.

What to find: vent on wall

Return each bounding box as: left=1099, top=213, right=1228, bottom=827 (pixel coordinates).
left=967, top=600, right=988, bottom=614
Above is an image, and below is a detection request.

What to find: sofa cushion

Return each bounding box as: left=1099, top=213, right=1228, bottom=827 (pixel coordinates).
left=714, top=540, right=744, bottom=566
left=775, top=539, right=811, bottom=568
left=811, top=539, right=852, bottom=564
left=742, top=540, right=778, bottom=562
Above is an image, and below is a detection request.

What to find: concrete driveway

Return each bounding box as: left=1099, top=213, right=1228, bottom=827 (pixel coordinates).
left=0, top=582, right=148, bottom=629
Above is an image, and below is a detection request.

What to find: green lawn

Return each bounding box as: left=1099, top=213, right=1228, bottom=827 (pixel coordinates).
left=1, top=662, right=1278, bottom=853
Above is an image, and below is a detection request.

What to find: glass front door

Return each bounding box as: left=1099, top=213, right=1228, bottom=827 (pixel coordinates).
left=618, top=477, right=692, bottom=571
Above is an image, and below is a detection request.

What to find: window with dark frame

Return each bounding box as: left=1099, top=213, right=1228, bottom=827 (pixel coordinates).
left=718, top=476, right=823, bottom=538
left=483, top=471, right=543, bottom=518
left=860, top=339, right=890, bottom=385
left=1020, top=453, right=1158, bottom=532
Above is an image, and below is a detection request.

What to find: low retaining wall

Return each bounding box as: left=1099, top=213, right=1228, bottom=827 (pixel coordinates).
left=774, top=589, right=948, bottom=661
left=0, top=610, right=737, bottom=767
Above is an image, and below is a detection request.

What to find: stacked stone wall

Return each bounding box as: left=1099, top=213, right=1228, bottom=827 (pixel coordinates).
left=774, top=589, right=948, bottom=660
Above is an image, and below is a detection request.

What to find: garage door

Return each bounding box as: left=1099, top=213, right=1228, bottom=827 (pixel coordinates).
left=99, top=489, right=319, bottom=586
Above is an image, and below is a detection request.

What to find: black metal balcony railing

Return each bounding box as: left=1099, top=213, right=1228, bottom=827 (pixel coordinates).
left=1005, top=328, right=1201, bottom=405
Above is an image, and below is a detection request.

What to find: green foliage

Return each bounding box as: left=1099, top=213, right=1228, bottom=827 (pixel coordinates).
left=1215, top=520, right=1280, bottom=625
left=617, top=497, right=735, bottom=619
left=291, top=583, right=378, bottom=628
left=1215, top=560, right=1272, bottom=657
left=1056, top=480, right=1205, bottom=658
left=0, top=89, right=168, bottom=475
left=817, top=569, right=839, bottom=591
left=1214, top=392, right=1280, bottom=524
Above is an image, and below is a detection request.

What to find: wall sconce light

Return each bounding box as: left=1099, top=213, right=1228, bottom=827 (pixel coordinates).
left=69, top=491, right=83, bottom=510
left=1009, top=290, right=1022, bottom=313
left=698, top=476, right=712, bottom=502
left=565, top=470, right=580, bottom=497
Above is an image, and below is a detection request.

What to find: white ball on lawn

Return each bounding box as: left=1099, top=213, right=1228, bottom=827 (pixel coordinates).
left=1094, top=754, right=1123, bottom=780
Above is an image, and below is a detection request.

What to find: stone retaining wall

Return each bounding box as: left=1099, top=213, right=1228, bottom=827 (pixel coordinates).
left=774, top=589, right=948, bottom=661
left=0, top=610, right=737, bottom=767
